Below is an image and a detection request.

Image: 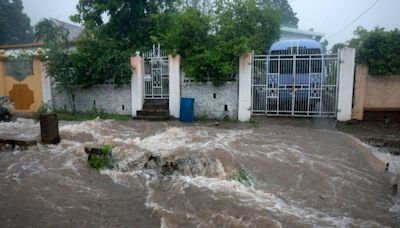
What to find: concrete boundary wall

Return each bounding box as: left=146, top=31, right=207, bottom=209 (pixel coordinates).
left=52, top=85, right=132, bottom=115
left=352, top=64, right=400, bottom=120
left=0, top=49, right=45, bottom=113
left=181, top=78, right=238, bottom=120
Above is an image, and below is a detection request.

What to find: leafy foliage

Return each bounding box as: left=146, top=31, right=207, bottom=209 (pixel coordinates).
left=46, top=0, right=281, bottom=86
left=35, top=19, right=78, bottom=111
left=161, top=1, right=280, bottom=85
left=88, top=145, right=113, bottom=170
left=231, top=165, right=257, bottom=187
left=64, top=0, right=180, bottom=86
left=258, top=0, right=298, bottom=28
left=35, top=19, right=70, bottom=45
left=0, top=0, right=33, bottom=45
left=332, top=27, right=400, bottom=75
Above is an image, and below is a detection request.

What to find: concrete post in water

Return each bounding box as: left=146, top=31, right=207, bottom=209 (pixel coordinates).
left=40, top=113, right=60, bottom=144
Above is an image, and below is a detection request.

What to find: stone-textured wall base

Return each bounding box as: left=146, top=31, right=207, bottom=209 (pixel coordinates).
left=181, top=82, right=238, bottom=120
left=52, top=85, right=131, bottom=115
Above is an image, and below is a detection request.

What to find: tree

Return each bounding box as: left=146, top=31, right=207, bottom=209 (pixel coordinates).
left=35, top=19, right=76, bottom=111
left=332, top=26, right=400, bottom=75
left=161, top=0, right=280, bottom=85
left=330, top=43, right=346, bottom=54
left=70, top=0, right=178, bottom=51
left=47, top=0, right=280, bottom=87
left=63, top=0, right=180, bottom=87
left=0, top=0, right=34, bottom=45
left=34, top=19, right=70, bottom=45
left=258, top=0, right=298, bottom=28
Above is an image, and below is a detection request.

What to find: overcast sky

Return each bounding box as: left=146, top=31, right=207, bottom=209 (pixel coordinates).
left=22, top=0, right=400, bottom=47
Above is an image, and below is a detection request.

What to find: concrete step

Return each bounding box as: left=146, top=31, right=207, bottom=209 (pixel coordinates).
left=137, top=110, right=169, bottom=117
left=143, top=99, right=169, bottom=111
left=144, top=99, right=169, bottom=104
left=143, top=103, right=169, bottom=111
left=134, top=115, right=170, bottom=121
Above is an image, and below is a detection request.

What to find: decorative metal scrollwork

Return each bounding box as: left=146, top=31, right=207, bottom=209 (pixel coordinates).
left=5, top=59, right=33, bottom=81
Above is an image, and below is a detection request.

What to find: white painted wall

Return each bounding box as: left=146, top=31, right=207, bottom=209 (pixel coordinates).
left=40, top=62, right=52, bottom=106
left=131, top=53, right=145, bottom=117
left=181, top=81, right=238, bottom=120
left=52, top=85, right=132, bottom=115
left=238, top=53, right=252, bottom=121
left=169, top=55, right=181, bottom=118
left=337, top=48, right=356, bottom=121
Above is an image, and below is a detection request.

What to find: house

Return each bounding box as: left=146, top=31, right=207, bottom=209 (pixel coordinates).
left=0, top=19, right=83, bottom=56
left=280, top=27, right=324, bottom=42
left=0, top=19, right=83, bottom=113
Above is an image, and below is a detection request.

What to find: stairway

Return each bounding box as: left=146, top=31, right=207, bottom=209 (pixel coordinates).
left=136, top=99, right=170, bottom=121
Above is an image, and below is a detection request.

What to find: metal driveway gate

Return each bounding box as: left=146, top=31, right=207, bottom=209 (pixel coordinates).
left=252, top=54, right=339, bottom=117
left=144, top=44, right=169, bottom=99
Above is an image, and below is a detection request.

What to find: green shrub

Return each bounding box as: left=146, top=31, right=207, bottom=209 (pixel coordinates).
left=332, top=27, right=400, bottom=76
left=88, top=145, right=113, bottom=170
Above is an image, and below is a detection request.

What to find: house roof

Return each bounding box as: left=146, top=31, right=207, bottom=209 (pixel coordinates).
left=281, top=27, right=325, bottom=39
left=0, top=19, right=82, bottom=52
left=50, top=19, right=83, bottom=42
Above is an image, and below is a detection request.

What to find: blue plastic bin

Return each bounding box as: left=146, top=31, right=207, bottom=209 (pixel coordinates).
left=180, top=98, right=194, bottom=122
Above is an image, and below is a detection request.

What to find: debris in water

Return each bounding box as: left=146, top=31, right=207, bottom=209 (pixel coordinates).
left=230, top=165, right=256, bottom=187
left=0, top=138, right=37, bottom=150
left=85, top=145, right=113, bottom=170
left=112, top=151, right=227, bottom=178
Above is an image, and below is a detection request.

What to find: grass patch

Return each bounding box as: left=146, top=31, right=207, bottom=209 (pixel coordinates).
left=88, top=145, right=113, bottom=170
left=32, top=105, right=131, bottom=122
left=197, top=114, right=209, bottom=122
left=56, top=111, right=131, bottom=121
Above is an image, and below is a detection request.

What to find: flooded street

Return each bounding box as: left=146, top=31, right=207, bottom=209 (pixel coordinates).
left=0, top=118, right=399, bottom=227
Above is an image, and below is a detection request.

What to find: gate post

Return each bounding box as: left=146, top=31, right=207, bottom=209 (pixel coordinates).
left=337, top=48, right=356, bottom=121
left=168, top=55, right=181, bottom=118
left=131, top=52, right=145, bottom=117
left=0, top=50, right=6, bottom=97
left=238, top=53, right=252, bottom=121
left=38, top=48, right=53, bottom=108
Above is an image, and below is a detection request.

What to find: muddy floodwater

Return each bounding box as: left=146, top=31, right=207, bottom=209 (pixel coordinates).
left=0, top=118, right=399, bottom=227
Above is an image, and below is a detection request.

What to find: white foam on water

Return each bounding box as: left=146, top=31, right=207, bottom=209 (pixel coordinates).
left=123, top=127, right=253, bottom=156
left=0, top=118, right=40, bottom=140
left=63, top=160, right=80, bottom=176
left=59, top=118, right=108, bottom=139
left=166, top=175, right=387, bottom=227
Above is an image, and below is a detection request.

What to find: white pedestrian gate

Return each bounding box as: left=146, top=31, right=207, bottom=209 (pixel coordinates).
left=144, top=44, right=169, bottom=99
left=252, top=54, right=339, bottom=117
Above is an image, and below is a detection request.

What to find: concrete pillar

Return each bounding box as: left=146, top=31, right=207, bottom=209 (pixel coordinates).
left=337, top=48, right=356, bottom=122
left=40, top=62, right=53, bottom=108
left=352, top=65, right=368, bottom=120
left=130, top=52, right=145, bottom=117
left=0, top=49, right=6, bottom=97
left=168, top=55, right=181, bottom=118
left=238, top=53, right=252, bottom=121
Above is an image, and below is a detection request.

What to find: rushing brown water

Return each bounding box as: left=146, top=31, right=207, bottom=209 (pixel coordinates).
left=0, top=118, right=399, bottom=227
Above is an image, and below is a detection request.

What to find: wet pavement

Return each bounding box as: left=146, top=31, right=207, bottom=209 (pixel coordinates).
left=0, top=118, right=399, bottom=227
